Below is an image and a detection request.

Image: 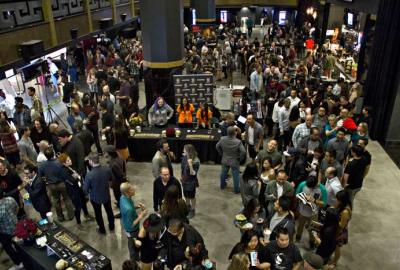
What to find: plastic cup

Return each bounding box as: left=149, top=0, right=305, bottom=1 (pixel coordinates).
left=46, top=212, right=53, bottom=223
left=263, top=229, right=271, bottom=241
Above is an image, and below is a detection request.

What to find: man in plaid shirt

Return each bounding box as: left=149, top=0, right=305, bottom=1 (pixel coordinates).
left=0, top=189, right=24, bottom=270
left=292, top=115, right=314, bottom=148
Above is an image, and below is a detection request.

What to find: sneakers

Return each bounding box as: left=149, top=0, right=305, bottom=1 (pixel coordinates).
left=8, top=263, right=24, bottom=270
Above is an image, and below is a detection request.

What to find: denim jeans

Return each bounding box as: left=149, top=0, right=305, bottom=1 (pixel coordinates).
left=220, top=164, right=240, bottom=193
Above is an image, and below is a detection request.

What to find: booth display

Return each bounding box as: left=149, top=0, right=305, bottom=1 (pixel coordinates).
left=14, top=221, right=112, bottom=270
left=128, top=127, right=221, bottom=163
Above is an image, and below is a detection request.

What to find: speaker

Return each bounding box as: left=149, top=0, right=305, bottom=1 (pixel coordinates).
left=70, top=28, right=78, bottom=40
left=120, top=27, right=136, bottom=39
left=99, top=18, right=113, bottom=30
left=19, top=40, right=44, bottom=61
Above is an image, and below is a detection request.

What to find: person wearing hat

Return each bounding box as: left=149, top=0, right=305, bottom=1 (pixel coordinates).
left=137, top=213, right=165, bottom=270
left=0, top=188, right=24, bottom=270
left=58, top=129, right=86, bottom=177
left=303, top=252, right=324, bottom=270
left=84, top=153, right=115, bottom=234
left=12, top=96, right=31, bottom=130
left=120, top=182, right=148, bottom=260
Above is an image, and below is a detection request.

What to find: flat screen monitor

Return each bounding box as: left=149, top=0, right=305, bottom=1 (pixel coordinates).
left=220, top=10, right=228, bottom=23
left=279, top=11, right=286, bottom=26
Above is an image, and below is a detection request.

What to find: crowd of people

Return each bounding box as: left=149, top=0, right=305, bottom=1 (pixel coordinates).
left=0, top=19, right=373, bottom=270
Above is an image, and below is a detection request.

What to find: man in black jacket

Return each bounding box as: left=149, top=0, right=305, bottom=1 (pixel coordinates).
left=160, top=219, right=208, bottom=269
left=58, top=129, right=86, bottom=177
left=153, top=167, right=181, bottom=212
left=74, top=120, right=94, bottom=157
left=266, top=195, right=295, bottom=243
left=23, top=164, right=51, bottom=219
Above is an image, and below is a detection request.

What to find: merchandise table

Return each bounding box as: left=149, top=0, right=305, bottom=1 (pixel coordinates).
left=14, top=222, right=112, bottom=270
left=128, top=127, right=222, bottom=163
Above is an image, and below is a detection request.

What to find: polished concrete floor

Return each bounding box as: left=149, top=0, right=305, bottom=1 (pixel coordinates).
left=2, top=27, right=400, bottom=270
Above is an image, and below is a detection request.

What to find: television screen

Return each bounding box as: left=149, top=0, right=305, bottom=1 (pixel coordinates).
left=279, top=11, right=286, bottom=26
left=220, top=10, right=228, bottom=23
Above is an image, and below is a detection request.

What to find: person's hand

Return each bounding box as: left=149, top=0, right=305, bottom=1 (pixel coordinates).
left=255, top=260, right=262, bottom=269
left=83, top=119, right=88, bottom=125
left=173, top=265, right=183, bottom=270
left=138, top=203, right=145, bottom=209
left=188, top=159, right=193, bottom=166
left=140, top=209, right=148, bottom=219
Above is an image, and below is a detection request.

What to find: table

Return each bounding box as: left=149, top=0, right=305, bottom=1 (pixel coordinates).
left=15, top=222, right=112, bottom=270
left=128, top=127, right=221, bottom=163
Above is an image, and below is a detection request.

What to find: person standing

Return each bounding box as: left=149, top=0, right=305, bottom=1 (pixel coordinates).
left=278, top=98, right=291, bottom=151
left=152, top=139, right=175, bottom=178
left=27, top=87, right=44, bottom=119
left=13, top=97, right=31, bottom=130
left=216, top=126, right=246, bottom=193
left=58, top=129, right=86, bottom=177
left=244, top=114, right=264, bottom=161
left=0, top=190, right=24, bottom=270
left=58, top=153, right=92, bottom=225
left=38, top=147, right=74, bottom=222
left=240, top=162, right=260, bottom=207
left=74, top=120, right=94, bottom=158
left=17, top=126, right=38, bottom=166
left=177, top=97, right=195, bottom=128
left=47, top=57, right=60, bottom=96
left=82, top=96, right=103, bottom=155
left=342, top=145, right=369, bottom=203
left=264, top=170, right=294, bottom=214
left=181, top=144, right=200, bottom=219
left=153, top=167, right=181, bottom=213
left=0, top=119, right=20, bottom=167
left=84, top=154, right=115, bottom=234
left=326, top=128, right=349, bottom=164
left=324, top=167, right=343, bottom=207
left=250, top=65, right=263, bottom=94
left=120, top=182, right=148, bottom=260
left=23, top=164, right=51, bottom=219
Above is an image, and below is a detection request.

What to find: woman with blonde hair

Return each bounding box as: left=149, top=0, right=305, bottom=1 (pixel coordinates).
left=227, top=253, right=250, bottom=270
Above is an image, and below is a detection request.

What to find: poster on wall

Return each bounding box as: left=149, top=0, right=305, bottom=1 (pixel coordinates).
left=173, top=74, right=214, bottom=109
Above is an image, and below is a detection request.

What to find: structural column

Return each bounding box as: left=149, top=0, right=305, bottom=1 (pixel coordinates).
left=110, top=0, right=117, bottom=24
left=130, top=0, right=135, bottom=17
left=140, top=0, right=184, bottom=109
left=191, top=0, right=216, bottom=25
left=42, top=0, right=58, bottom=46
left=83, top=0, right=93, bottom=33
left=318, top=2, right=330, bottom=49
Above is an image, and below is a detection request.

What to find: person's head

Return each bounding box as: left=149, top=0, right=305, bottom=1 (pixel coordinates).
left=156, top=97, right=165, bottom=108
left=58, top=153, right=72, bottom=167
left=19, top=126, right=30, bottom=137
left=303, top=252, right=324, bottom=270
left=325, top=166, right=337, bottom=180
left=340, top=109, right=349, bottom=119
left=163, top=185, right=180, bottom=209
left=336, top=128, right=346, bottom=141
left=246, top=114, right=255, bottom=126
left=306, top=175, right=318, bottom=189
left=102, top=85, right=110, bottom=95
left=37, top=140, right=49, bottom=153
left=225, top=112, right=235, bottom=125
left=317, top=106, right=326, bottom=117
left=358, top=122, right=369, bottom=134
left=274, top=195, right=291, bottom=213
left=121, top=259, right=140, bottom=270
left=276, top=170, right=288, bottom=186
left=44, top=147, right=55, bottom=160
left=328, top=114, right=337, bottom=127
left=167, top=219, right=185, bottom=237
left=57, top=129, right=71, bottom=146
left=159, top=167, right=170, bottom=182
left=49, top=122, right=59, bottom=134
left=227, top=126, right=236, bottom=137
left=362, top=106, right=371, bottom=116
left=34, top=119, right=43, bottom=131
left=323, top=207, right=340, bottom=228
left=276, top=227, right=290, bottom=248
left=242, top=162, right=259, bottom=181
left=0, top=160, right=7, bottom=175
left=88, top=153, right=100, bottom=166
left=23, top=163, right=38, bottom=179
left=181, top=96, right=188, bottom=107
left=240, top=230, right=259, bottom=251
left=261, top=157, right=273, bottom=172
left=183, top=144, right=197, bottom=160
left=304, top=115, right=313, bottom=128
left=71, top=103, right=80, bottom=115
left=156, top=139, right=168, bottom=154
left=358, top=138, right=369, bottom=149
left=350, top=145, right=363, bottom=158
left=228, top=253, right=250, bottom=270
left=326, top=84, right=333, bottom=93
left=27, top=87, right=36, bottom=97
left=244, top=198, right=261, bottom=219
left=73, top=119, right=84, bottom=132
left=290, top=89, right=297, bottom=99
left=267, top=139, right=278, bottom=152
left=0, top=111, right=8, bottom=120
left=120, top=182, right=135, bottom=197
left=256, top=65, right=262, bottom=74
left=336, top=190, right=352, bottom=210
left=283, top=98, right=291, bottom=109
left=325, top=150, right=336, bottom=163
left=309, top=127, right=320, bottom=141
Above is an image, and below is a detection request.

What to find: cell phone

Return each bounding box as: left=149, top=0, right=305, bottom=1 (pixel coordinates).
left=38, top=219, right=48, bottom=226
